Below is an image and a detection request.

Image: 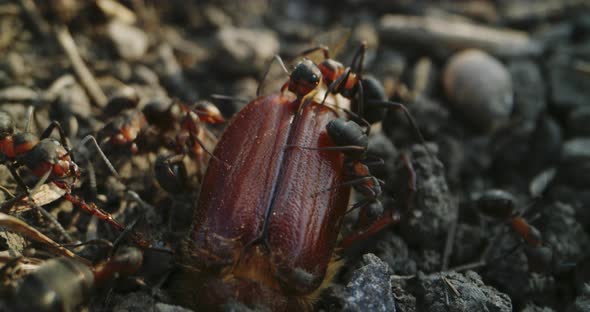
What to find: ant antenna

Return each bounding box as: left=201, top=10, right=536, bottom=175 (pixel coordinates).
left=70, top=135, right=121, bottom=180
left=257, top=55, right=290, bottom=97
left=210, top=94, right=250, bottom=103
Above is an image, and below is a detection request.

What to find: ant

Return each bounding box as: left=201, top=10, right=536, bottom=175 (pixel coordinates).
left=475, top=189, right=553, bottom=272
left=98, top=90, right=224, bottom=173
left=0, top=109, right=147, bottom=245
left=100, top=90, right=223, bottom=153
left=274, top=44, right=431, bottom=248
left=8, top=246, right=143, bottom=311
left=299, top=42, right=426, bottom=138
left=289, top=116, right=416, bottom=249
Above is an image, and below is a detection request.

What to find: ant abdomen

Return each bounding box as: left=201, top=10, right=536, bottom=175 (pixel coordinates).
left=475, top=189, right=516, bottom=220
left=326, top=118, right=368, bottom=153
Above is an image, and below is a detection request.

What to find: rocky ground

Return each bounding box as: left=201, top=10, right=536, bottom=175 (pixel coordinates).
left=0, top=1, right=589, bottom=311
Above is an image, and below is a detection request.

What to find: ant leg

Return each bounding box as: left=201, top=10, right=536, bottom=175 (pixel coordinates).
left=338, top=208, right=402, bottom=249
left=286, top=144, right=366, bottom=154
left=349, top=42, right=367, bottom=75
left=367, top=99, right=434, bottom=161
left=86, top=159, right=97, bottom=201
left=312, top=176, right=376, bottom=197
left=61, top=192, right=148, bottom=247
left=40, top=121, right=69, bottom=148
left=355, top=79, right=365, bottom=124
left=72, top=135, right=121, bottom=180
left=7, top=165, right=73, bottom=242
left=320, top=68, right=351, bottom=106
left=298, top=45, right=331, bottom=60
left=338, top=154, right=415, bottom=249
left=360, top=156, right=384, bottom=167
left=210, top=94, right=250, bottom=104
left=257, top=55, right=290, bottom=97
left=111, top=217, right=140, bottom=254
left=24, top=106, right=35, bottom=133
left=399, top=153, right=417, bottom=212
left=183, top=122, right=229, bottom=169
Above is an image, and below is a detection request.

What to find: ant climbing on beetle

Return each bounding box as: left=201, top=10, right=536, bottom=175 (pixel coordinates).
left=278, top=43, right=429, bottom=247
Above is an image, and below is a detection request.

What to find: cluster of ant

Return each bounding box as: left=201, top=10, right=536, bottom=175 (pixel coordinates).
left=0, top=88, right=225, bottom=310
left=0, top=42, right=557, bottom=311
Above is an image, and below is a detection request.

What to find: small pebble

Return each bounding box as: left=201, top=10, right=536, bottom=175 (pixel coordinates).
left=107, top=20, right=149, bottom=61
left=443, top=49, right=513, bottom=132
left=214, top=27, right=279, bottom=75
left=342, top=254, right=395, bottom=312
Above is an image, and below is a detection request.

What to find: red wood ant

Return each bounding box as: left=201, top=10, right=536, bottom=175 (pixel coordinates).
left=99, top=91, right=223, bottom=160
left=174, top=44, right=427, bottom=311
left=0, top=110, right=147, bottom=245
left=8, top=246, right=143, bottom=311
left=475, top=189, right=553, bottom=272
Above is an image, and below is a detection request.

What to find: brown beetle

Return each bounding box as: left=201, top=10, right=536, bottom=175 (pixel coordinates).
left=174, top=46, right=421, bottom=310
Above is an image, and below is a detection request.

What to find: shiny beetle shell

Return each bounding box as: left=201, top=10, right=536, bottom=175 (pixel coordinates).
left=176, top=93, right=350, bottom=310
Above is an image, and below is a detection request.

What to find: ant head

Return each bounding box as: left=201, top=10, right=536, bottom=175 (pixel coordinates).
left=13, top=133, right=39, bottom=156
left=318, top=59, right=345, bottom=83
left=155, top=154, right=189, bottom=195
left=108, top=246, right=144, bottom=275
left=20, top=139, right=78, bottom=179
left=0, top=111, right=14, bottom=139
left=475, top=189, right=515, bottom=220
left=143, top=99, right=175, bottom=130
left=326, top=118, right=368, bottom=157
left=194, top=100, right=225, bottom=124
left=288, top=59, right=322, bottom=98
left=103, top=86, right=140, bottom=117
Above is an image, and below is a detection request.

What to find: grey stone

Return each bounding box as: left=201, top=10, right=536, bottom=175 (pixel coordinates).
left=343, top=253, right=395, bottom=312
left=414, top=271, right=512, bottom=312
left=108, top=20, right=149, bottom=61
left=214, top=27, right=279, bottom=75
